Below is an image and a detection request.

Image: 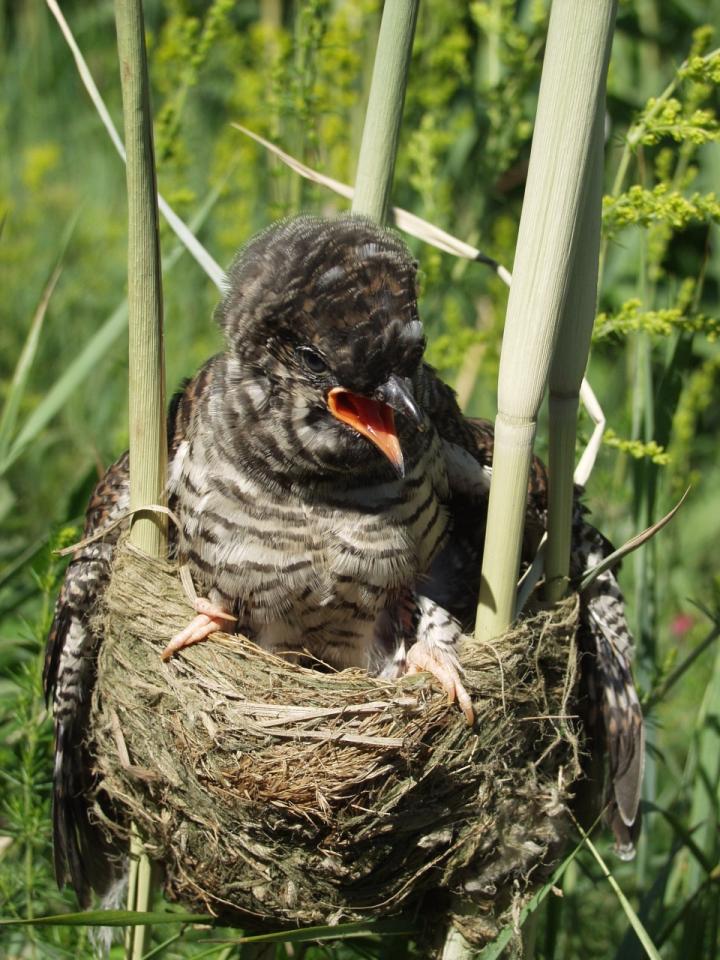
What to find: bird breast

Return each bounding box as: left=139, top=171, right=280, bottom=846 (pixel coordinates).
left=170, top=431, right=449, bottom=669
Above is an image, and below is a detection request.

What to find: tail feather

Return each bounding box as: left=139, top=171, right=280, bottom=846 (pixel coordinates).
left=579, top=535, right=645, bottom=855
left=44, top=454, right=133, bottom=905
left=53, top=724, right=123, bottom=907
left=47, top=603, right=123, bottom=904
left=52, top=734, right=92, bottom=906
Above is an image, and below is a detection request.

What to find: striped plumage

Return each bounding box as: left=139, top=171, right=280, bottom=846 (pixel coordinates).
left=167, top=355, right=451, bottom=671
left=45, top=215, right=643, bottom=907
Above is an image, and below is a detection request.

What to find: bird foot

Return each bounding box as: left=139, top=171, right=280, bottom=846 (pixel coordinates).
left=406, top=640, right=474, bottom=725
left=161, top=598, right=236, bottom=662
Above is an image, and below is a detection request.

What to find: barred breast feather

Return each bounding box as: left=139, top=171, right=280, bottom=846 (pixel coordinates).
left=169, top=354, right=450, bottom=669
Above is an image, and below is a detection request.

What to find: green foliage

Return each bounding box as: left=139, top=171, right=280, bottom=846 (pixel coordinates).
left=636, top=97, right=718, bottom=146
left=601, top=427, right=670, bottom=465
left=668, top=352, right=720, bottom=492
left=153, top=0, right=238, bottom=164
left=468, top=0, right=544, bottom=176
left=1, top=1, right=720, bottom=958
left=603, top=183, right=720, bottom=233
left=0, top=529, right=87, bottom=955
left=594, top=296, right=720, bottom=342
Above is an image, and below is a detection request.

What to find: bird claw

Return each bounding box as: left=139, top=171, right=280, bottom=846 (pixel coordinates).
left=193, top=597, right=236, bottom=621
left=406, top=642, right=474, bottom=725
left=161, top=597, right=236, bottom=661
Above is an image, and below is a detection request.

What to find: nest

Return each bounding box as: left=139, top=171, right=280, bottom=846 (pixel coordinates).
left=90, top=539, right=583, bottom=948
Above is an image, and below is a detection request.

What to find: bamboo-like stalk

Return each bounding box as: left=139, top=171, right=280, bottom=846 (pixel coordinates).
left=350, top=0, right=419, bottom=222
left=114, top=0, right=166, bottom=955
left=114, top=0, right=167, bottom=561
left=544, top=106, right=606, bottom=602
left=447, top=7, right=615, bottom=959
left=474, top=0, right=617, bottom=643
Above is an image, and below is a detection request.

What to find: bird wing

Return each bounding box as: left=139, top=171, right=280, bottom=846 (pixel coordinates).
left=574, top=529, right=645, bottom=854
left=44, top=452, right=131, bottom=906
left=417, top=363, right=644, bottom=851
left=416, top=363, right=547, bottom=625
left=44, top=358, right=218, bottom=905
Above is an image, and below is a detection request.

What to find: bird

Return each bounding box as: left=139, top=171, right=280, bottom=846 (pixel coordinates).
left=44, top=214, right=644, bottom=908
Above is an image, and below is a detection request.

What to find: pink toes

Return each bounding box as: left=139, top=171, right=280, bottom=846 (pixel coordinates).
left=161, top=597, right=237, bottom=662
left=406, top=643, right=475, bottom=726
left=193, top=597, right=236, bottom=621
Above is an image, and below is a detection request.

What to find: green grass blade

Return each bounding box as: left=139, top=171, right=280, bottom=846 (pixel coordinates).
left=681, top=642, right=720, bottom=897
left=0, top=531, right=51, bottom=591
left=139, top=930, right=183, bottom=959
left=1, top=300, right=128, bottom=474
left=1, top=186, right=222, bottom=475
left=0, top=912, right=406, bottom=942
left=0, top=909, right=211, bottom=927
left=0, top=209, right=78, bottom=461
left=0, top=264, right=62, bottom=462
left=655, top=867, right=720, bottom=948
left=206, top=919, right=408, bottom=946
left=573, top=823, right=662, bottom=960
left=645, top=801, right=714, bottom=875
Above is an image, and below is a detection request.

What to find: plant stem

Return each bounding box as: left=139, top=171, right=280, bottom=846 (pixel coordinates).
left=474, top=0, right=617, bottom=643
left=113, top=0, right=166, bottom=955
left=351, top=0, right=419, bottom=222
left=545, top=106, right=605, bottom=602
left=115, top=0, right=167, bottom=559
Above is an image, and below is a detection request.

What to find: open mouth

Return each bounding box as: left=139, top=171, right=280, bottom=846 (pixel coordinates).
left=327, top=387, right=404, bottom=475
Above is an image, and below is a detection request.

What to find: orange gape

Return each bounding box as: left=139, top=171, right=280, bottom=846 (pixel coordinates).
left=327, top=387, right=404, bottom=475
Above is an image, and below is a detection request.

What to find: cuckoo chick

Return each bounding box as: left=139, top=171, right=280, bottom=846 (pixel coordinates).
left=45, top=215, right=644, bottom=907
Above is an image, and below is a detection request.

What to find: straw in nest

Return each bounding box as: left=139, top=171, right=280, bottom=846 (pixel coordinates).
left=90, top=539, right=582, bottom=947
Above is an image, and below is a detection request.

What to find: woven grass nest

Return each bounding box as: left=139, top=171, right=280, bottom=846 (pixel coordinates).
left=91, top=539, right=583, bottom=947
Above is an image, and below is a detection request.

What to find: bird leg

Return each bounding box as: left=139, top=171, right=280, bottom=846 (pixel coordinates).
left=161, top=597, right=236, bottom=661
left=406, top=595, right=475, bottom=725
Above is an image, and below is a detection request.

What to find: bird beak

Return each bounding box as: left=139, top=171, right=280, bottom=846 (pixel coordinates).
left=375, top=374, right=424, bottom=429
left=328, top=386, right=405, bottom=476
left=327, top=375, right=423, bottom=478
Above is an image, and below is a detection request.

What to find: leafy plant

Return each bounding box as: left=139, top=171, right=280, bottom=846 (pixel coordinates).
left=1, top=1, right=719, bottom=957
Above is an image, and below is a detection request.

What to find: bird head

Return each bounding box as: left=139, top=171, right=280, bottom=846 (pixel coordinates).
left=215, top=216, right=428, bottom=481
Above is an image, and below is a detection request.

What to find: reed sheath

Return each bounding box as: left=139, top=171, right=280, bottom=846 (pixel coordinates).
left=545, top=107, right=606, bottom=602
left=475, top=0, right=617, bottom=643
left=351, top=0, right=419, bottom=223
left=114, top=0, right=167, bottom=955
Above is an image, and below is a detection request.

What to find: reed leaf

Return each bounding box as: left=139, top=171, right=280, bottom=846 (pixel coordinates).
left=233, top=122, right=511, bottom=282
left=545, top=107, right=605, bottom=602
left=350, top=0, right=419, bottom=222
left=45, top=0, right=225, bottom=291
left=475, top=0, right=618, bottom=642
left=579, top=487, right=690, bottom=591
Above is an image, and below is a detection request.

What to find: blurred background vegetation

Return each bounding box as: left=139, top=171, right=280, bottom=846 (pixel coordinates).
left=1, top=0, right=719, bottom=957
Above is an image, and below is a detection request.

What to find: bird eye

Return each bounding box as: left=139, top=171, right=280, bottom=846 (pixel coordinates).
left=298, top=347, right=329, bottom=375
